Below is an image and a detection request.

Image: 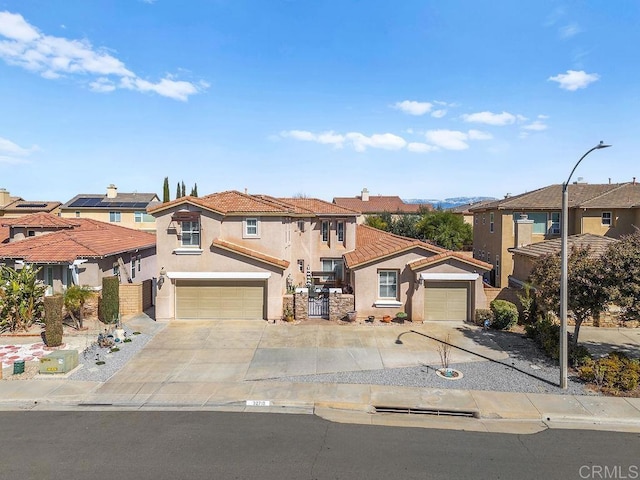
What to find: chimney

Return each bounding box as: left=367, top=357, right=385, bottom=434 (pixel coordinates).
left=361, top=188, right=370, bottom=201
left=106, top=184, right=118, bottom=199
left=0, top=188, right=10, bottom=207
left=633, top=177, right=637, bottom=185
left=515, top=213, right=534, bottom=248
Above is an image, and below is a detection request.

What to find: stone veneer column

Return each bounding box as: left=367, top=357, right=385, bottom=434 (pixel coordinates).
left=294, top=290, right=308, bottom=321
left=329, top=292, right=355, bottom=321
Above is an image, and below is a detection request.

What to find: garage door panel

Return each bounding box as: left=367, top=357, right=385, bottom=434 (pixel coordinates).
left=424, top=282, right=469, bottom=321
left=176, top=281, right=265, bottom=320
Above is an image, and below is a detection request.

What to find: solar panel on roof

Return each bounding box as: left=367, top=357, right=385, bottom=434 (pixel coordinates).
left=16, top=203, right=48, bottom=208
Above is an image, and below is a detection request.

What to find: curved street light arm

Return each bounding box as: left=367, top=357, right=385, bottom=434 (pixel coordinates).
left=563, top=141, right=612, bottom=188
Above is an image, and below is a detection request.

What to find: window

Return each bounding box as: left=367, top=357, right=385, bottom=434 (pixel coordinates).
left=496, top=255, right=500, bottom=280
left=27, top=230, right=35, bottom=237
left=245, top=217, right=259, bottom=237
left=113, top=263, right=119, bottom=276
left=297, top=220, right=305, bottom=232
left=514, top=212, right=547, bottom=234
left=321, top=220, right=329, bottom=242
left=482, top=214, right=486, bottom=225
left=489, top=213, right=494, bottom=233
left=378, top=270, right=398, bottom=299
left=137, top=255, right=141, bottom=272
left=297, top=259, right=304, bottom=273
left=131, top=258, right=136, bottom=280
left=487, top=252, right=491, bottom=263
left=109, top=211, right=121, bottom=223
left=337, top=221, right=345, bottom=242
left=321, top=258, right=343, bottom=282
left=75, top=211, right=80, bottom=218
left=602, top=212, right=612, bottom=226
left=181, top=220, right=200, bottom=247
left=550, top=212, right=560, bottom=234
left=134, top=211, right=156, bottom=223
left=475, top=214, right=478, bottom=225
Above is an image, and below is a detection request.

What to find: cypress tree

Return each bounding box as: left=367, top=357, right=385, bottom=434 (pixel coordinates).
left=181, top=181, right=186, bottom=197
left=191, top=183, right=198, bottom=197
left=163, top=177, right=170, bottom=203
left=176, top=182, right=181, bottom=199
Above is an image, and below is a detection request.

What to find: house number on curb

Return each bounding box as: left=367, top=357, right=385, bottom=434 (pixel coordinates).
left=246, top=400, right=271, bottom=406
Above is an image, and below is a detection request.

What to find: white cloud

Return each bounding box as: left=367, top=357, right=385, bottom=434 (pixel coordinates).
left=0, top=136, right=38, bottom=164
left=559, top=23, right=581, bottom=39
left=346, top=132, right=406, bottom=152
left=424, top=130, right=469, bottom=150
left=537, top=114, right=550, bottom=119
left=461, top=111, right=517, bottom=126
left=407, top=142, right=437, bottom=153
left=431, top=109, right=447, bottom=118
left=467, top=129, right=493, bottom=140
left=548, top=70, right=599, bottom=91
left=522, top=121, right=548, bottom=131
left=393, top=100, right=433, bottom=116
left=0, top=10, right=205, bottom=101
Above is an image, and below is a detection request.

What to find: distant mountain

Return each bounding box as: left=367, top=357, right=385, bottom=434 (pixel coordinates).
left=403, top=197, right=496, bottom=210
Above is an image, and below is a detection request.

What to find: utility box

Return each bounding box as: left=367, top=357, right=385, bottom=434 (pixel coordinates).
left=39, top=350, right=79, bottom=374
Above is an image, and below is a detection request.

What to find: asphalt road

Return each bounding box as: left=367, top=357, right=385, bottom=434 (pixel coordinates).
left=1, top=411, right=638, bottom=480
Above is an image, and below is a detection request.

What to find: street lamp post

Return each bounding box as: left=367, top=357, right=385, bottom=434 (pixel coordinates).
left=560, top=141, right=611, bottom=389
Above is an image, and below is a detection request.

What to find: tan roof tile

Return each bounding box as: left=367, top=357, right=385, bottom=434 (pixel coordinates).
left=408, top=251, right=492, bottom=271
left=1, top=213, right=80, bottom=228
left=212, top=238, right=289, bottom=269
left=0, top=218, right=155, bottom=263
left=509, top=233, right=618, bottom=259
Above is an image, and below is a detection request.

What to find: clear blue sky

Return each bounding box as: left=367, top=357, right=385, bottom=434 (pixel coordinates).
left=0, top=1, right=637, bottom=203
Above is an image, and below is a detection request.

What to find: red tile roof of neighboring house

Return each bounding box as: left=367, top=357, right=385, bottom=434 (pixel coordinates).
left=1, top=213, right=80, bottom=228
left=408, top=251, right=492, bottom=271
left=344, top=225, right=447, bottom=268
left=0, top=218, right=156, bottom=263
left=333, top=195, right=431, bottom=214
left=0, top=226, right=9, bottom=244
left=212, top=238, right=290, bottom=269
left=149, top=191, right=361, bottom=217
left=469, top=183, right=640, bottom=211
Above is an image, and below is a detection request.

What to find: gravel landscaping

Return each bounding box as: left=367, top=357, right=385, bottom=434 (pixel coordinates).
left=276, top=329, right=597, bottom=396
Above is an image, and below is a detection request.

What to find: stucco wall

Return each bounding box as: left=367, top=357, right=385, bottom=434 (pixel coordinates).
left=60, top=209, right=156, bottom=232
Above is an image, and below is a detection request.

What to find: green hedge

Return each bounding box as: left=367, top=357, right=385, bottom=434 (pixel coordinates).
left=100, top=276, right=120, bottom=324
left=43, top=294, right=64, bottom=347
left=578, top=352, right=640, bottom=393
left=525, top=313, right=592, bottom=366
left=489, top=299, right=518, bottom=330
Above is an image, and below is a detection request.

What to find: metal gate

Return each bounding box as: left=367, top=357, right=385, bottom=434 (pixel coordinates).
left=308, top=288, right=329, bottom=318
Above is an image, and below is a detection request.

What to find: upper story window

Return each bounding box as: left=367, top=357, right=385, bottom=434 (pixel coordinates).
left=27, top=230, right=35, bottom=237
left=378, top=270, right=398, bottom=300
left=181, top=220, right=200, bottom=247
left=337, top=221, right=345, bottom=242
left=321, top=220, right=329, bottom=242
left=131, top=258, right=136, bottom=279
left=513, top=212, right=547, bottom=234
left=474, top=214, right=478, bottom=225
left=75, top=211, right=80, bottom=218
left=322, top=258, right=343, bottom=282
left=297, top=259, right=304, bottom=272
left=134, top=211, right=156, bottom=223
left=482, top=214, right=486, bottom=225
left=137, top=255, right=141, bottom=271
left=244, top=217, right=259, bottom=237
left=602, top=212, right=612, bottom=226
left=109, top=211, right=121, bottom=223
left=549, top=212, right=560, bottom=234
left=297, top=220, right=305, bottom=232
left=489, top=213, right=494, bottom=233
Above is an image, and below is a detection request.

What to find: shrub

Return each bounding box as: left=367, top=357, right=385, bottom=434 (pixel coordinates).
left=490, top=300, right=518, bottom=330
left=43, top=294, right=64, bottom=347
left=578, top=352, right=640, bottom=393
left=474, top=309, right=493, bottom=327
left=0, top=264, right=47, bottom=332
left=516, top=283, right=536, bottom=325
left=64, top=285, right=93, bottom=329
left=100, top=276, right=120, bottom=324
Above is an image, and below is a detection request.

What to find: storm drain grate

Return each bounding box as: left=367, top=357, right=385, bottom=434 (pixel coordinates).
left=373, top=406, right=478, bottom=418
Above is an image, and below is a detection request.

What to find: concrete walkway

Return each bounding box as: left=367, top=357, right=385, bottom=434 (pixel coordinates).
left=1, top=315, right=639, bottom=434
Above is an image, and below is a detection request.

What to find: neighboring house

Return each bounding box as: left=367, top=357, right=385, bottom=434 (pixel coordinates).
left=150, top=190, right=491, bottom=322
left=470, top=181, right=640, bottom=288
left=345, top=225, right=492, bottom=321
left=60, top=184, right=160, bottom=232
left=333, top=188, right=432, bottom=224
left=0, top=213, right=156, bottom=295
left=0, top=188, right=61, bottom=218
left=149, top=190, right=360, bottom=321
left=449, top=200, right=495, bottom=226
left=508, top=233, right=618, bottom=286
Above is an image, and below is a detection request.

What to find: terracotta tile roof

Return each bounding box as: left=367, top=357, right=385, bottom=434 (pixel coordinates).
left=0, top=226, right=8, bottom=244
left=212, top=238, right=289, bottom=269
left=344, top=225, right=446, bottom=268
left=408, top=251, right=492, bottom=271
left=469, top=183, right=632, bottom=211
left=1, top=213, right=80, bottom=228
left=276, top=197, right=360, bottom=215
left=333, top=195, right=431, bottom=214
left=0, top=218, right=156, bottom=263
left=508, top=233, right=618, bottom=259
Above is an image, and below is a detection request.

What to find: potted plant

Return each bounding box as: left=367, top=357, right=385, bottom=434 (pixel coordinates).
left=381, top=315, right=392, bottom=323
left=395, top=312, right=408, bottom=324
left=346, top=310, right=357, bottom=322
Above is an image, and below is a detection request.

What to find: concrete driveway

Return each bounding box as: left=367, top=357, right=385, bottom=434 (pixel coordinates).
left=94, top=320, right=508, bottom=405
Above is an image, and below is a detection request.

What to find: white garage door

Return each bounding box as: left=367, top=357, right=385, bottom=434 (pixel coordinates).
left=176, top=281, right=265, bottom=320
left=424, top=282, right=469, bottom=321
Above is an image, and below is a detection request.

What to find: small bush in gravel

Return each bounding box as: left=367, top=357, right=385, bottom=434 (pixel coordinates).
left=578, top=352, right=640, bottom=393
left=474, top=309, right=493, bottom=327
left=526, top=314, right=594, bottom=367
left=43, top=294, right=64, bottom=347
left=100, top=276, right=119, bottom=324
left=490, top=300, right=518, bottom=330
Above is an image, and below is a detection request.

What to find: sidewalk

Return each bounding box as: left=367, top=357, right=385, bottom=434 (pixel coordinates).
left=1, top=316, right=639, bottom=434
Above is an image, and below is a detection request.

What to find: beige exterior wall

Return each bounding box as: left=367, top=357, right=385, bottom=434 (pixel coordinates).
left=577, top=208, right=637, bottom=238
left=60, top=209, right=157, bottom=232
left=510, top=254, right=537, bottom=284
left=350, top=249, right=487, bottom=321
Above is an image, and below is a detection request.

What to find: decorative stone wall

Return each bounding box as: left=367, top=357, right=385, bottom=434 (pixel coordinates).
left=283, top=294, right=294, bottom=319
left=293, top=290, right=308, bottom=321
left=329, top=293, right=355, bottom=322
